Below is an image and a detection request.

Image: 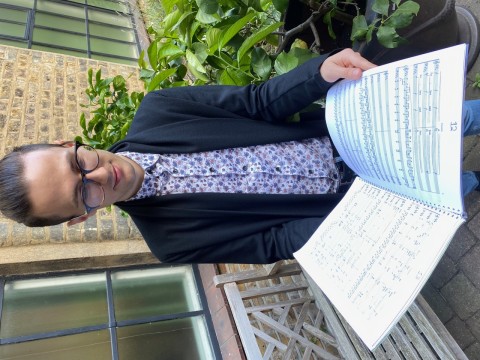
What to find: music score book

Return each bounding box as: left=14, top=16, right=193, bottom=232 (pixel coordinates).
left=294, top=44, right=467, bottom=350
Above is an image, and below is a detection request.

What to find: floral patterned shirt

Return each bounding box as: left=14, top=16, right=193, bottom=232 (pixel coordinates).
left=118, top=137, right=339, bottom=201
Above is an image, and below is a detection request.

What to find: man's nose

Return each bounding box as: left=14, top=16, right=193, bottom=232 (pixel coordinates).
left=84, top=166, right=109, bottom=185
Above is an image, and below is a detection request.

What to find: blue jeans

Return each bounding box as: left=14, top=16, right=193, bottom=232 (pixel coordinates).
left=462, top=99, right=480, bottom=195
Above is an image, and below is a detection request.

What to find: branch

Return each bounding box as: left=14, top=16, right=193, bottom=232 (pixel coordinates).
left=275, top=10, right=325, bottom=55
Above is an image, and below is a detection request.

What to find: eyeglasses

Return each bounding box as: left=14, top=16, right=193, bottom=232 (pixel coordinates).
left=74, top=141, right=105, bottom=214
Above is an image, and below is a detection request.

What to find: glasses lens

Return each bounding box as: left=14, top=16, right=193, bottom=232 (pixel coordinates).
left=77, top=145, right=99, bottom=171
left=82, top=182, right=104, bottom=208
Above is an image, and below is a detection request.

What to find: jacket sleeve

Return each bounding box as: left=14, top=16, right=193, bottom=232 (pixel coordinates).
left=158, top=218, right=323, bottom=264
left=145, top=54, right=335, bottom=123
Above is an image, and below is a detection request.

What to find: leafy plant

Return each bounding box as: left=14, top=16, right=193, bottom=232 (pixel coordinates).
left=77, top=69, right=144, bottom=149
left=78, top=0, right=420, bottom=149
left=351, top=0, right=420, bottom=48
left=472, top=72, right=480, bottom=89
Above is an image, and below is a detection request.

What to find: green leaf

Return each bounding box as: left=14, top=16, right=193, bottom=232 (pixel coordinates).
left=186, top=50, right=209, bottom=81
left=196, top=8, right=220, bottom=24
left=79, top=113, right=86, bottom=130
left=160, top=0, right=177, bottom=13
left=174, top=64, right=188, bottom=80
left=112, top=75, right=126, bottom=91
left=87, top=68, right=93, bottom=87
left=251, top=47, right=272, bottom=80
left=140, top=68, right=155, bottom=81
left=237, top=21, right=283, bottom=63
left=219, top=12, right=256, bottom=50
left=157, top=42, right=184, bottom=60
left=120, top=120, right=131, bottom=139
left=162, top=9, right=182, bottom=33
left=384, top=1, right=420, bottom=29
left=206, top=28, right=223, bottom=53
left=138, top=50, right=147, bottom=69
left=272, top=0, right=288, bottom=13
left=95, top=69, right=102, bottom=85
left=186, top=49, right=207, bottom=73
left=147, top=68, right=177, bottom=91
left=219, top=67, right=252, bottom=85
left=191, top=42, right=209, bottom=63
left=147, top=41, right=158, bottom=71
left=274, top=48, right=318, bottom=75
left=372, top=0, right=390, bottom=16
left=323, top=10, right=336, bottom=39
left=376, top=25, right=407, bottom=48
left=195, top=0, right=218, bottom=14
left=350, top=15, right=368, bottom=41
left=366, top=25, right=375, bottom=43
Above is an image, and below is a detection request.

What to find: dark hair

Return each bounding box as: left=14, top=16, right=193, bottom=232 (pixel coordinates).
left=0, top=143, right=72, bottom=227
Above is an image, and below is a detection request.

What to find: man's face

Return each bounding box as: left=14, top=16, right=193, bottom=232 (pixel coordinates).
left=22, top=144, right=144, bottom=224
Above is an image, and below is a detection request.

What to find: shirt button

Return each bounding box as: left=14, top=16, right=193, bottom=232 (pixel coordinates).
left=209, top=167, right=215, bottom=172
left=308, top=169, right=314, bottom=174
left=333, top=173, right=339, bottom=179
left=172, top=168, right=178, bottom=174
left=242, top=165, right=248, bottom=171
left=275, top=166, right=281, bottom=172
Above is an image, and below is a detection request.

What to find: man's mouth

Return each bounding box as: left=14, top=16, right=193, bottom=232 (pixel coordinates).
left=113, top=165, right=120, bottom=189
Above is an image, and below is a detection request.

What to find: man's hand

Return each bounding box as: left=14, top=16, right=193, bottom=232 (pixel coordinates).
left=320, top=49, right=377, bottom=83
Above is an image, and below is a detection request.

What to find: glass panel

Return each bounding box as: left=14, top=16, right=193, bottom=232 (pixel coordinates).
left=32, top=44, right=88, bottom=57
left=0, top=22, right=26, bottom=38
left=0, top=330, right=111, bottom=360
left=0, top=273, right=108, bottom=338
left=90, top=38, right=137, bottom=58
left=117, top=316, right=214, bottom=360
left=0, top=8, right=28, bottom=22
left=33, top=28, right=87, bottom=50
left=89, top=23, right=134, bottom=42
left=90, top=53, right=137, bottom=66
left=35, top=13, right=86, bottom=33
left=111, top=266, right=201, bottom=322
left=0, top=0, right=34, bottom=7
left=88, top=9, right=130, bottom=27
left=0, top=38, right=28, bottom=47
left=88, top=0, right=128, bottom=13
left=36, top=0, right=85, bottom=19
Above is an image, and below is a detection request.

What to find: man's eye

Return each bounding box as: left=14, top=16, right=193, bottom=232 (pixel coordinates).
left=77, top=156, right=86, bottom=169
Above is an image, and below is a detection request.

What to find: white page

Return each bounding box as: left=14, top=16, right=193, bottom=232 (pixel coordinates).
left=326, top=44, right=467, bottom=217
left=294, top=178, right=465, bottom=349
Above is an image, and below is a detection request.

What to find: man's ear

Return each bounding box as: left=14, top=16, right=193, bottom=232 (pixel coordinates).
left=67, top=210, right=97, bottom=226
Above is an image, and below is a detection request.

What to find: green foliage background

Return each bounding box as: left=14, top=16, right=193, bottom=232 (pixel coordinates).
left=78, top=0, right=419, bottom=149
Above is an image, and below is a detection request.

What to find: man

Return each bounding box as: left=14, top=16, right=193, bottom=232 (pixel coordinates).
left=0, top=49, right=477, bottom=264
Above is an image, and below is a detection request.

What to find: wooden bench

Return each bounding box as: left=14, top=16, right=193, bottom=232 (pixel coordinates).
left=214, top=261, right=468, bottom=360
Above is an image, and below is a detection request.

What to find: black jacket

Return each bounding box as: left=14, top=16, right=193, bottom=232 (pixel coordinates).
left=110, top=53, right=345, bottom=264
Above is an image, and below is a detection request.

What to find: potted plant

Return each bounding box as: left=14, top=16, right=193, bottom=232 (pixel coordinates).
left=282, top=0, right=480, bottom=70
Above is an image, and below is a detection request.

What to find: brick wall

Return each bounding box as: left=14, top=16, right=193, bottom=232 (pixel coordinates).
left=0, top=45, right=158, bottom=275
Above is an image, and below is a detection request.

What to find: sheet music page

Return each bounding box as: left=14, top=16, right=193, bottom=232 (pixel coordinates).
left=294, top=178, right=465, bottom=350
left=326, top=44, right=467, bottom=217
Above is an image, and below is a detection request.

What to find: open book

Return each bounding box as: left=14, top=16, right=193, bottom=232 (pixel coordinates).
left=294, top=44, right=468, bottom=350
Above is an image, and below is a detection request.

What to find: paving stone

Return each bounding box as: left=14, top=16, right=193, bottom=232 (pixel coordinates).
left=460, top=243, right=480, bottom=288
left=465, top=341, right=480, bottom=360
left=467, top=310, right=480, bottom=341
left=447, top=224, right=477, bottom=262
left=429, top=254, right=458, bottom=289
left=441, top=273, right=480, bottom=320
left=445, top=316, right=476, bottom=350
left=467, top=209, right=480, bottom=240
left=421, top=283, right=454, bottom=323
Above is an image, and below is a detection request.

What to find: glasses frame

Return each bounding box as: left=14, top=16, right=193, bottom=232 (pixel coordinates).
left=74, top=141, right=105, bottom=214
